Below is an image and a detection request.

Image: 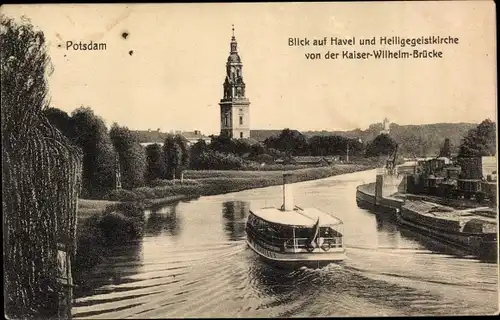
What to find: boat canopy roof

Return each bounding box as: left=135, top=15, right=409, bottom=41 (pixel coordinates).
left=250, top=206, right=343, bottom=227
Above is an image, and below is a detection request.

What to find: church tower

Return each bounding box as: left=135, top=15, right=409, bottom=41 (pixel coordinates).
left=219, top=25, right=250, bottom=139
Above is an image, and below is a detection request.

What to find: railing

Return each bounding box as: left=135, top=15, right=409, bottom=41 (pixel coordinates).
left=285, top=237, right=343, bottom=252
left=247, top=226, right=344, bottom=253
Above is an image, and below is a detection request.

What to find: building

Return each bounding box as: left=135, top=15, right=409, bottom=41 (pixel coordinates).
left=380, top=117, right=390, bottom=135
left=181, top=130, right=212, bottom=146
left=135, top=129, right=211, bottom=148
left=219, top=26, right=251, bottom=139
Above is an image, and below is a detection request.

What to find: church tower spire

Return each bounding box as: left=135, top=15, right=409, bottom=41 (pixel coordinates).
left=219, top=25, right=251, bottom=139
left=230, top=24, right=237, bottom=53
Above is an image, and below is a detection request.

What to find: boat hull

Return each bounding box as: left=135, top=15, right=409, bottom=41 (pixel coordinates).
left=356, top=188, right=376, bottom=210
left=396, top=209, right=497, bottom=261
left=246, top=235, right=346, bottom=269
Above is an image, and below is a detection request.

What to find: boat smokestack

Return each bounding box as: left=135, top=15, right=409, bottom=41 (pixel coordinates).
left=282, top=172, right=294, bottom=211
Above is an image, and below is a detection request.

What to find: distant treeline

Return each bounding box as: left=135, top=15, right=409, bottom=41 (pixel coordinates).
left=253, top=121, right=485, bottom=157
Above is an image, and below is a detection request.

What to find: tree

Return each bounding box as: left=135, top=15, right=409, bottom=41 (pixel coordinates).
left=458, top=119, right=496, bottom=157
left=189, top=139, right=208, bottom=169
left=307, top=135, right=363, bottom=157
left=249, top=142, right=267, bottom=158
left=209, top=135, right=237, bottom=154
left=145, top=143, right=166, bottom=182
left=2, top=15, right=82, bottom=319
left=110, top=123, right=146, bottom=189
left=439, top=138, right=452, bottom=158
left=174, top=134, right=189, bottom=169
left=264, top=128, right=308, bottom=156
left=43, top=107, right=76, bottom=142
left=162, top=134, right=183, bottom=179
left=72, top=107, right=117, bottom=198
left=365, top=133, right=398, bottom=157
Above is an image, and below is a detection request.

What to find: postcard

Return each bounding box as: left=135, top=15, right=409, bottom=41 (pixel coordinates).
left=1, top=2, right=497, bottom=318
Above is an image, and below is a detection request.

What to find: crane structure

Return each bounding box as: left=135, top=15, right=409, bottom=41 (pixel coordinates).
left=386, top=144, right=398, bottom=175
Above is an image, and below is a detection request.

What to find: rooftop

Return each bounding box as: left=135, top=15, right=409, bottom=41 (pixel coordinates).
left=133, top=130, right=210, bottom=144
left=250, top=206, right=343, bottom=227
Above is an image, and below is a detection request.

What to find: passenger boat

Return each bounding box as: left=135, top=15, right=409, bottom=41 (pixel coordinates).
left=245, top=173, right=346, bottom=268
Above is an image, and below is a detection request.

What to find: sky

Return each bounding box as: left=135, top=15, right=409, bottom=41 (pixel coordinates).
left=2, top=2, right=497, bottom=135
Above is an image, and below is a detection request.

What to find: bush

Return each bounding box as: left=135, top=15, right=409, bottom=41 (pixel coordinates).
left=104, top=202, right=145, bottom=220
left=74, top=202, right=146, bottom=274
left=98, top=211, right=144, bottom=244
left=132, top=186, right=157, bottom=200
left=194, top=150, right=246, bottom=170
left=149, top=178, right=200, bottom=187
left=253, top=153, right=274, bottom=164
left=106, top=188, right=141, bottom=202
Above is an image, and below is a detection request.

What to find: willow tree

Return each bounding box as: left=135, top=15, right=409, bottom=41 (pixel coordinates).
left=1, top=15, right=83, bottom=319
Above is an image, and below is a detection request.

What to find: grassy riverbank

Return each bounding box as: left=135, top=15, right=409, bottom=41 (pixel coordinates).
left=104, top=164, right=375, bottom=202
left=77, top=164, right=375, bottom=223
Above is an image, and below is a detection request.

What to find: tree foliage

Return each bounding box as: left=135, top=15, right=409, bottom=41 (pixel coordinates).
left=308, top=135, right=363, bottom=156
left=174, top=134, right=190, bottom=169
left=209, top=135, right=237, bottom=154
left=458, top=119, right=496, bottom=157
left=189, top=139, right=209, bottom=169
left=2, top=15, right=82, bottom=319
left=264, top=128, right=308, bottom=156
left=365, top=134, right=398, bottom=157
left=72, top=107, right=116, bottom=198
left=162, top=134, right=184, bottom=179
left=43, top=107, right=76, bottom=142
left=145, top=143, right=166, bottom=182
left=110, top=123, right=146, bottom=189
left=195, top=150, right=246, bottom=170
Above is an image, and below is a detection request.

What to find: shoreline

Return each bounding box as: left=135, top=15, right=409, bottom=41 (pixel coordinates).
left=76, top=164, right=376, bottom=224
left=91, top=163, right=377, bottom=213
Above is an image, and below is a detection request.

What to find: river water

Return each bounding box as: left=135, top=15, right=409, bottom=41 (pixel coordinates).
left=72, top=169, right=498, bottom=318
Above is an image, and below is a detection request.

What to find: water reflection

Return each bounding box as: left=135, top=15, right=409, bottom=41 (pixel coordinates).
left=374, top=214, right=406, bottom=248
left=145, top=202, right=181, bottom=237
left=398, top=227, right=472, bottom=258
left=375, top=214, right=398, bottom=233
left=73, top=239, right=144, bottom=300
left=222, top=201, right=249, bottom=241
left=372, top=209, right=472, bottom=257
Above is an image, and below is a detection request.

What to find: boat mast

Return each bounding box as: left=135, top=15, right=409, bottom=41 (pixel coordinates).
left=282, top=172, right=294, bottom=211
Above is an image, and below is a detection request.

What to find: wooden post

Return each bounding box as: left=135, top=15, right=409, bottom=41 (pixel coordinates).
left=282, top=173, right=294, bottom=211
left=346, top=142, right=349, bottom=163
left=375, top=174, right=384, bottom=205
left=115, top=154, right=122, bottom=189
left=56, top=242, right=73, bottom=320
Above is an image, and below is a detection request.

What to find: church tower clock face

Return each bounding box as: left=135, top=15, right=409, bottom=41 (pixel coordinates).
left=218, top=25, right=250, bottom=139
